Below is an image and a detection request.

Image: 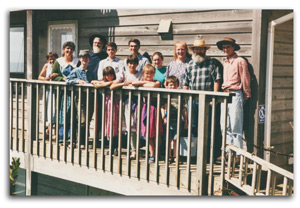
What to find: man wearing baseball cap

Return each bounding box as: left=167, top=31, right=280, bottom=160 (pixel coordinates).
left=216, top=37, right=251, bottom=162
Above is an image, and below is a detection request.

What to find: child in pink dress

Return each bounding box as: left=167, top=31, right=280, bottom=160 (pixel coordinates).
left=132, top=64, right=162, bottom=162
left=92, top=66, right=120, bottom=156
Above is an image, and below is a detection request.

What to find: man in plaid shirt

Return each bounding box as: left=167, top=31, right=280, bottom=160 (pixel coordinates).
left=182, top=40, right=223, bottom=161
left=183, top=40, right=222, bottom=91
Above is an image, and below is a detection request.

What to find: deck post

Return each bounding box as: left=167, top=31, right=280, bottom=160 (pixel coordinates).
left=196, top=94, right=209, bottom=195
left=25, top=10, right=37, bottom=196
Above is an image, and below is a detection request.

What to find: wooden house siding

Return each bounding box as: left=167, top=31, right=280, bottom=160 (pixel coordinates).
left=34, top=9, right=254, bottom=70
left=269, top=11, right=293, bottom=171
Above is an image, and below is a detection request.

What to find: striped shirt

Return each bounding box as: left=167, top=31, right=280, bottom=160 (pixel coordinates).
left=183, top=57, right=222, bottom=91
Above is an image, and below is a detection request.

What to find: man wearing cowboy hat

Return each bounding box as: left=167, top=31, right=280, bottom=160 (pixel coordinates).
left=86, top=34, right=108, bottom=147
left=183, top=40, right=222, bottom=153
left=216, top=37, right=251, bottom=159
left=183, top=39, right=222, bottom=91
left=87, top=34, right=108, bottom=82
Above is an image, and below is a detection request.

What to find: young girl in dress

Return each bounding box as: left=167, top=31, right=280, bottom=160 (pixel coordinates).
left=92, top=66, right=120, bottom=156
left=132, top=64, right=162, bottom=162
left=110, top=55, right=142, bottom=160
left=38, top=52, right=59, bottom=136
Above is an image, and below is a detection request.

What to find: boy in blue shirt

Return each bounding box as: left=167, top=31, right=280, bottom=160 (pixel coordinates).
left=66, top=50, right=91, bottom=148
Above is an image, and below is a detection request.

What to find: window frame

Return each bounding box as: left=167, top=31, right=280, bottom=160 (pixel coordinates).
left=47, top=20, right=78, bottom=57
left=10, top=26, right=26, bottom=78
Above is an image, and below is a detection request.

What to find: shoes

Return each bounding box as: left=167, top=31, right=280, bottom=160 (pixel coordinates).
left=80, top=145, right=85, bottom=149
left=130, top=151, right=136, bottom=160
left=106, top=150, right=118, bottom=156
left=149, top=156, right=155, bottom=162
left=169, top=157, right=174, bottom=163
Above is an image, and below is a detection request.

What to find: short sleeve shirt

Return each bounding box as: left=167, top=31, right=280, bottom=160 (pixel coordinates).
left=183, top=58, right=222, bottom=91
left=97, top=57, right=124, bottom=82
left=165, top=58, right=192, bottom=89
left=123, top=53, right=150, bottom=73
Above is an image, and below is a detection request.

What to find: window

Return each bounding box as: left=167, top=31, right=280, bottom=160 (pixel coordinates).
left=48, top=21, right=78, bottom=57
left=10, top=27, right=25, bottom=74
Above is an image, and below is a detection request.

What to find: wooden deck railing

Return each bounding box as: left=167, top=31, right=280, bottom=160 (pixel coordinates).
left=222, top=145, right=294, bottom=196
left=10, top=78, right=234, bottom=195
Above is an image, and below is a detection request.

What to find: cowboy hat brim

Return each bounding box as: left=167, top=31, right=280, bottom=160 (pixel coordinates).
left=89, top=34, right=107, bottom=47
left=188, top=45, right=211, bottom=50
left=216, top=40, right=240, bottom=51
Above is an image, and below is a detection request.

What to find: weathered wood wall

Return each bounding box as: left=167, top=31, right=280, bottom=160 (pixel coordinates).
left=268, top=10, right=293, bottom=171
left=35, top=9, right=254, bottom=70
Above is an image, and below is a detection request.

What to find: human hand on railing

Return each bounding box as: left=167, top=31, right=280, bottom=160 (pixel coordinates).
left=49, top=73, right=58, bottom=80
left=124, top=81, right=132, bottom=86
left=44, top=76, right=51, bottom=81
left=78, top=80, right=87, bottom=85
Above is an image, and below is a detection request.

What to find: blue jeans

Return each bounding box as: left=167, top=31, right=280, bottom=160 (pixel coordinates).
left=221, top=90, right=244, bottom=154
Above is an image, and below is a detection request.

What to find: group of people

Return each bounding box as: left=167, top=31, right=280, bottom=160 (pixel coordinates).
left=38, top=34, right=251, bottom=163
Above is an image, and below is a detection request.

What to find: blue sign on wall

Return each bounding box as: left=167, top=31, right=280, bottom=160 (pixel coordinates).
left=258, top=104, right=265, bottom=124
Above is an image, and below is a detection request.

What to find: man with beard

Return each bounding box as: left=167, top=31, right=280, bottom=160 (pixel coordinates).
left=87, top=34, right=108, bottom=82
left=86, top=34, right=108, bottom=147
left=183, top=40, right=222, bottom=92
left=182, top=40, right=222, bottom=162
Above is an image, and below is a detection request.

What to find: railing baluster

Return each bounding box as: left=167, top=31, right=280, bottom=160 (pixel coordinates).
left=109, top=90, right=114, bottom=173
left=266, top=169, right=272, bottom=196
left=21, top=82, right=25, bottom=152
left=63, top=86, right=67, bottom=163
left=85, top=87, right=90, bottom=167
left=49, top=84, right=53, bottom=159
left=70, top=86, right=75, bottom=164
left=186, top=95, right=192, bottom=191
left=256, top=164, right=262, bottom=193
left=101, top=89, right=106, bottom=171
left=196, top=94, right=209, bottom=195
left=55, top=86, right=60, bottom=161
left=15, top=82, right=19, bottom=151
left=243, top=157, right=249, bottom=185
left=40, top=85, right=46, bottom=157
left=35, top=83, right=40, bottom=155
left=145, top=92, right=151, bottom=181
left=175, top=94, right=182, bottom=189
left=165, top=93, right=171, bottom=186
left=227, top=149, right=232, bottom=179
left=208, top=97, right=216, bottom=196
left=220, top=98, right=228, bottom=195
left=117, top=90, right=123, bottom=175
left=77, top=86, right=82, bottom=165
left=251, top=162, right=257, bottom=195
left=282, top=176, right=288, bottom=196
left=10, top=81, right=13, bottom=150
left=135, top=91, right=142, bottom=179
left=155, top=92, right=161, bottom=184
left=238, top=155, right=244, bottom=187
left=93, top=88, right=98, bottom=169
left=271, top=172, right=277, bottom=195
left=288, top=178, right=293, bottom=196
left=126, top=90, right=132, bottom=176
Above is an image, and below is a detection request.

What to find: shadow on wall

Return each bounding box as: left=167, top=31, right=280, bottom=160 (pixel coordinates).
left=84, top=9, right=120, bottom=51
left=242, top=57, right=258, bottom=154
